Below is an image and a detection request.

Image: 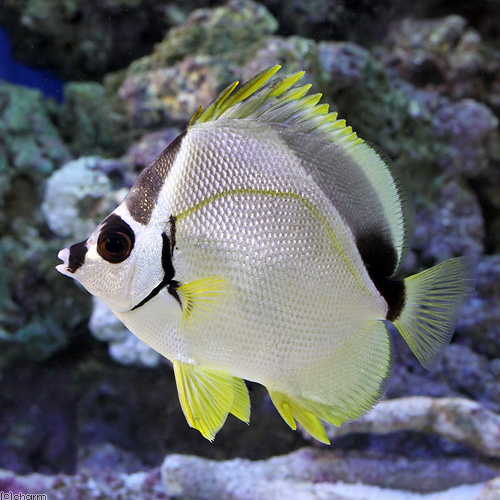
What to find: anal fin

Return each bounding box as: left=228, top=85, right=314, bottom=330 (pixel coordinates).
left=269, top=391, right=331, bottom=444
left=268, top=320, right=393, bottom=444
left=173, top=360, right=250, bottom=441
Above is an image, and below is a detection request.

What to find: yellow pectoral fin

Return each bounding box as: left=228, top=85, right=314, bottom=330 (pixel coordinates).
left=177, top=276, right=226, bottom=326
left=269, top=390, right=331, bottom=445
left=173, top=360, right=250, bottom=441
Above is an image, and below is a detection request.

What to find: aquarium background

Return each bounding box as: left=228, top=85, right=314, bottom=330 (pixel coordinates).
left=0, top=0, right=499, bottom=498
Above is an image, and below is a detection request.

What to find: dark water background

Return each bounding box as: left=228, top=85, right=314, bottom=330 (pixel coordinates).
left=0, top=27, right=63, bottom=100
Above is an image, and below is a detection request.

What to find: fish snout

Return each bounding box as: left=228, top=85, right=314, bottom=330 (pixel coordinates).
left=56, top=247, right=71, bottom=276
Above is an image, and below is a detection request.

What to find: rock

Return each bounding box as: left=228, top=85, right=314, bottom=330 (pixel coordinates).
left=0, top=462, right=492, bottom=500
left=118, top=55, right=233, bottom=130
left=127, top=0, right=278, bottom=71
left=0, top=466, right=166, bottom=500
left=113, top=0, right=278, bottom=132
left=42, top=157, right=117, bottom=241
left=262, top=0, right=395, bottom=46
left=443, top=344, right=500, bottom=413
left=413, top=178, right=484, bottom=262
left=162, top=448, right=499, bottom=498
left=89, top=298, right=164, bottom=367
left=0, top=0, right=213, bottom=81
left=384, top=15, right=500, bottom=102
left=0, top=83, right=92, bottom=366
left=0, top=82, right=71, bottom=203
left=477, top=477, right=500, bottom=500
left=242, top=35, right=318, bottom=82
left=316, top=40, right=443, bottom=175
left=457, top=256, right=500, bottom=358
left=125, top=128, right=181, bottom=173
left=432, top=98, right=498, bottom=177
left=59, top=82, right=118, bottom=157
left=310, top=397, right=500, bottom=459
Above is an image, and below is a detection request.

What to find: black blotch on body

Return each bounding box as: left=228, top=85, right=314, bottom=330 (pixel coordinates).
left=356, top=231, right=405, bottom=321
left=131, top=232, right=181, bottom=310
left=126, top=131, right=186, bottom=225
left=67, top=240, right=88, bottom=273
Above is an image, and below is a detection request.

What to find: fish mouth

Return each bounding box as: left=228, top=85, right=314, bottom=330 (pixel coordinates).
left=56, top=248, right=71, bottom=276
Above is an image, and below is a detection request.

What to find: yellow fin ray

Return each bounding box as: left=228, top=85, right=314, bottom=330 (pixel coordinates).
left=173, top=360, right=250, bottom=441
left=269, top=391, right=330, bottom=444
left=177, top=276, right=226, bottom=326
left=394, top=257, right=476, bottom=370
left=189, top=81, right=239, bottom=126
left=188, top=67, right=412, bottom=275
left=188, top=65, right=364, bottom=150
left=268, top=320, right=393, bottom=443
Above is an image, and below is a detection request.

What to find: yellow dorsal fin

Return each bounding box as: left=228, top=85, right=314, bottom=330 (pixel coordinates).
left=173, top=360, right=250, bottom=441
left=177, top=276, right=226, bottom=326
left=188, top=65, right=363, bottom=149
left=188, top=67, right=413, bottom=273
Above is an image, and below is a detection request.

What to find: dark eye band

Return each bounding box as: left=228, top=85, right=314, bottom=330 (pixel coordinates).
left=97, top=214, right=135, bottom=264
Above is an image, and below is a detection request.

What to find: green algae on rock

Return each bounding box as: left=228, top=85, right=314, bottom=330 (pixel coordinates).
left=0, top=84, right=91, bottom=366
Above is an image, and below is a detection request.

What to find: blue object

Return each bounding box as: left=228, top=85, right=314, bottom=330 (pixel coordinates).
left=0, top=26, right=64, bottom=101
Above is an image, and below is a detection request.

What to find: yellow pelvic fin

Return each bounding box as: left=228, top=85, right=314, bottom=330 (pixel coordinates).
left=268, top=391, right=331, bottom=445
left=173, top=360, right=250, bottom=441
left=177, top=276, right=226, bottom=326
left=394, top=256, right=476, bottom=370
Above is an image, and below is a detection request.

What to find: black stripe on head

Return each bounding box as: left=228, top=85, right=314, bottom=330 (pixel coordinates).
left=125, top=131, right=186, bottom=225
left=131, top=232, right=180, bottom=311
left=356, top=231, right=405, bottom=321
left=67, top=240, right=88, bottom=273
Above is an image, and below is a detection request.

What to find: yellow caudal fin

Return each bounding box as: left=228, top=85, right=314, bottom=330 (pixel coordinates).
left=177, top=277, right=226, bottom=326
left=173, top=360, right=250, bottom=441
left=393, top=256, right=476, bottom=370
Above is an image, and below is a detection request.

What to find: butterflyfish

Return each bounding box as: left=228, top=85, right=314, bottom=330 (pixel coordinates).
left=57, top=66, right=475, bottom=443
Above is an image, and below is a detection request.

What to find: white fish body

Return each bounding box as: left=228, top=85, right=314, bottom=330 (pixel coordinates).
left=57, top=66, right=475, bottom=442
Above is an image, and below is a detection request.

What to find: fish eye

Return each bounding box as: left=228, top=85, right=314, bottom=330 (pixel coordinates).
left=97, top=230, right=133, bottom=263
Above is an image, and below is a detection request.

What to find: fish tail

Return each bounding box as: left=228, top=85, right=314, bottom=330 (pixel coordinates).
left=393, top=256, right=476, bottom=370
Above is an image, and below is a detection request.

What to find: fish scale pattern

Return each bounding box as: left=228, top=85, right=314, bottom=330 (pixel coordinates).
left=150, top=120, right=390, bottom=417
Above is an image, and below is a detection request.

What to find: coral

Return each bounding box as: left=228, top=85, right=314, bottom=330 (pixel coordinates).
left=0, top=83, right=92, bottom=365
left=0, top=0, right=213, bottom=81
left=456, top=256, right=500, bottom=358
left=41, top=156, right=117, bottom=241
left=111, top=0, right=278, bottom=132
left=0, top=466, right=166, bottom=500
left=89, top=298, right=163, bottom=367
left=443, top=344, right=500, bottom=413
left=432, top=98, right=498, bottom=177
left=161, top=447, right=500, bottom=498
left=59, top=82, right=118, bottom=157
left=127, top=0, right=278, bottom=72
left=309, top=396, right=500, bottom=459
left=384, top=15, right=500, bottom=103
left=413, top=178, right=484, bottom=262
